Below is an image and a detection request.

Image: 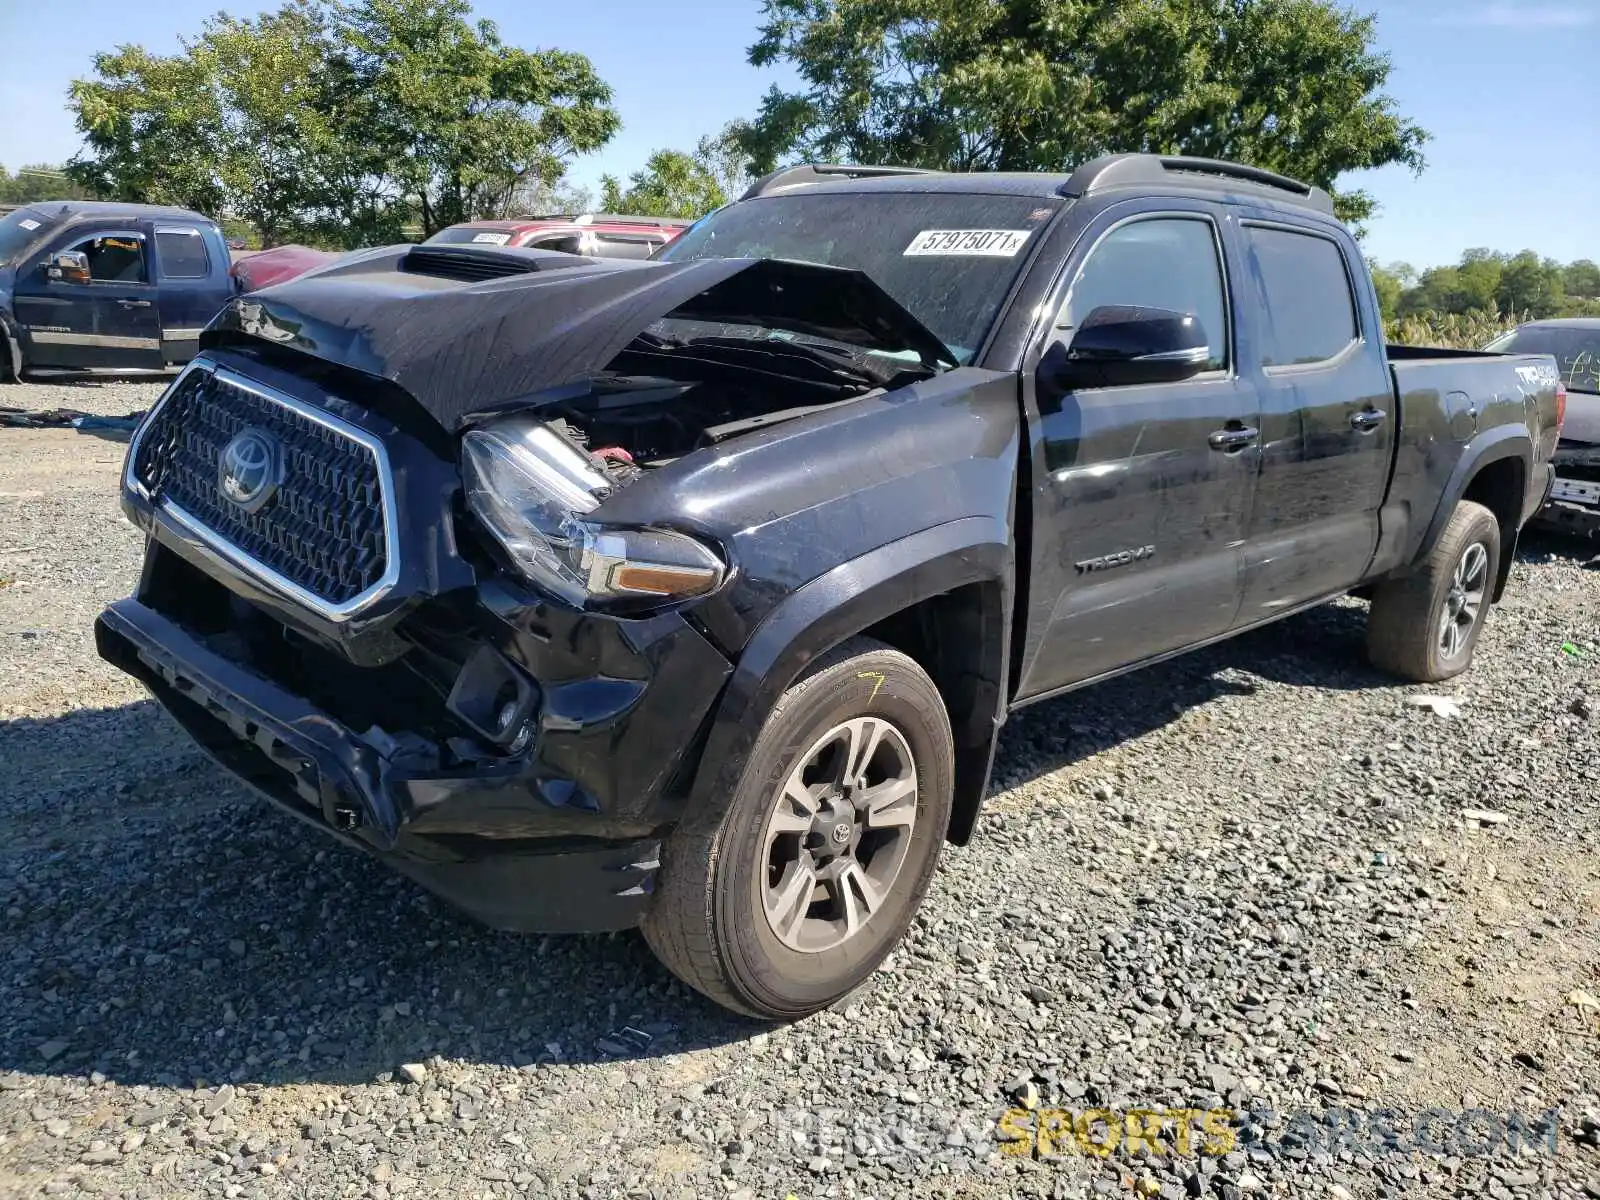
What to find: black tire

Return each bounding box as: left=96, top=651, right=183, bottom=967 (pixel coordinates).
left=0, top=313, right=22, bottom=383
left=1367, top=499, right=1500, bottom=682
left=643, top=637, right=953, bottom=1020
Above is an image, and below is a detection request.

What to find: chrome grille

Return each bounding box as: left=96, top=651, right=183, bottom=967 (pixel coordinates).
left=130, top=364, right=393, bottom=611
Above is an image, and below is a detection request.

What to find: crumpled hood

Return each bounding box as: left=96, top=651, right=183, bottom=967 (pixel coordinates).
left=206, top=246, right=957, bottom=431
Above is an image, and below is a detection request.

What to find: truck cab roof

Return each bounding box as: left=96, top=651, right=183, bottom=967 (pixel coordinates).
left=12, top=200, right=218, bottom=227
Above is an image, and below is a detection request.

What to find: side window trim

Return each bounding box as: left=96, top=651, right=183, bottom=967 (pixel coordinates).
left=1240, top=218, right=1362, bottom=372
left=1053, top=209, right=1236, bottom=380
left=64, top=228, right=151, bottom=286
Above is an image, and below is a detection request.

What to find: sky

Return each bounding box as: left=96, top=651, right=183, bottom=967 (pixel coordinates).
left=0, top=0, right=1595, bottom=270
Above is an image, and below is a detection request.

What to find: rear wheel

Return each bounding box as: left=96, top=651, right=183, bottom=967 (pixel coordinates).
left=1366, top=499, right=1500, bottom=682
left=643, top=638, right=953, bottom=1019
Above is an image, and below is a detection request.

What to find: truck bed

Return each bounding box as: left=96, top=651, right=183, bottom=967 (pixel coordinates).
left=1367, top=345, right=1564, bottom=580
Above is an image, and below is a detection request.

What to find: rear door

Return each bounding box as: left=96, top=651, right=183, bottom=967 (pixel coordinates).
left=1014, top=200, right=1260, bottom=698
left=1232, top=219, right=1395, bottom=619
left=152, top=224, right=223, bottom=364
left=12, top=226, right=162, bottom=369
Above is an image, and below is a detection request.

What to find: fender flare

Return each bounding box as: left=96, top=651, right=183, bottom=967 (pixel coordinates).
left=1411, top=427, right=1530, bottom=602
left=679, top=515, right=1013, bottom=840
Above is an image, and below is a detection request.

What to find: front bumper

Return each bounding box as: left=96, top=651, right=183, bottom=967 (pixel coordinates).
left=98, top=598, right=669, bottom=933
left=101, top=348, right=738, bottom=931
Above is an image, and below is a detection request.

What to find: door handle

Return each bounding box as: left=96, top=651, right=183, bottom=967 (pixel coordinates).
left=1349, top=407, right=1386, bottom=432
left=117, top=299, right=152, bottom=308
left=1207, top=423, right=1259, bottom=453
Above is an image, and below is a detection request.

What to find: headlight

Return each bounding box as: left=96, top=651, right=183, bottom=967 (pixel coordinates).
left=461, top=419, right=725, bottom=607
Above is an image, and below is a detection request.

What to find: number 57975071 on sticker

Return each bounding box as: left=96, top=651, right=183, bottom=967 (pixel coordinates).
left=902, top=228, right=1031, bottom=256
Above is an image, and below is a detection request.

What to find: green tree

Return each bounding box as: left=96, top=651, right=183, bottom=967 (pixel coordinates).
left=1384, top=261, right=1417, bottom=288
left=695, top=120, right=757, bottom=202
left=336, top=0, right=620, bottom=236
left=67, top=0, right=620, bottom=246
left=600, top=149, right=727, bottom=219
left=506, top=172, right=596, bottom=217
left=1564, top=259, right=1600, bottom=300
left=1368, top=260, right=1405, bottom=320
left=198, top=2, right=366, bottom=246
left=0, top=164, right=96, bottom=205
left=1494, top=250, right=1564, bottom=319
left=68, top=44, right=228, bottom=215
left=740, top=0, right=1427, bottom=225
left=1392, top=249, right=1600, bottom=322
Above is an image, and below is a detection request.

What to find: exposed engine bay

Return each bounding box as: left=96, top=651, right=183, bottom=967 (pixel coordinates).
left=525, top=324, right=933, bottom=486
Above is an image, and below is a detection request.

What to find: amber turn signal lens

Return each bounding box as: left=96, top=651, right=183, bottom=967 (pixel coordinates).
left=609, top=563, right=720, bottom=597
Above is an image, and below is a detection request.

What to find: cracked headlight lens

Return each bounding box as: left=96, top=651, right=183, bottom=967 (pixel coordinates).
left=461, top=419, right=725, bottom=607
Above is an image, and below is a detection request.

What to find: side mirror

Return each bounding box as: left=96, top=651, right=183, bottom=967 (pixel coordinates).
left=45, top=250, right=91, bottom=285
left=1041, top=305, right=1212, bottom=392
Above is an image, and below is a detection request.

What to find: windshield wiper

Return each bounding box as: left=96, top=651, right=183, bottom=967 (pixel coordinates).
left=630, top=330, right=924, bottom=391
left=689, top=334, right=921, bottom=388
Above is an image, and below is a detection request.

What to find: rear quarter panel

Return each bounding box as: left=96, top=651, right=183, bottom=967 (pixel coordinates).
left=1373, top=353, right=1559, bottom=575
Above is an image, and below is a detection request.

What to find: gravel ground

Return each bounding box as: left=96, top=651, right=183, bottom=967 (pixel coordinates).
left=1, top=376, right=1598, bottom=1200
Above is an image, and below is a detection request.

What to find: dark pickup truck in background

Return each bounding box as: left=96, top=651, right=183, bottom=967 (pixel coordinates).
left=96, top=155, right=1563, bottom=1019
left=0, top=201, right=234, bottom=379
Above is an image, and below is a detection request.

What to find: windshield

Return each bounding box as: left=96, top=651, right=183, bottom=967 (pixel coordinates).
left=0, top=208, right=56, bottom=266
left=657, top=191, right=1063, bottom=363
left=1487, top=325, right=1600, bottom=393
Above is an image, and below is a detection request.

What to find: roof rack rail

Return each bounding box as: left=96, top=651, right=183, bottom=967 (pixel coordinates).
left=740, top=162, right=936, bottom=201
left=570, top=213, right=695, bottom=227
left=1058, top=154, right=1335, bottom=216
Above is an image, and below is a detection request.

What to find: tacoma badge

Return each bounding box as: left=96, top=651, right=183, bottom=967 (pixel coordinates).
left=1075, top=545, right=1155, bottom=573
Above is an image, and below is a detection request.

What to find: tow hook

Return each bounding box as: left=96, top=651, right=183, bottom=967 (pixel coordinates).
left=332, top=805, right=362, bottom=832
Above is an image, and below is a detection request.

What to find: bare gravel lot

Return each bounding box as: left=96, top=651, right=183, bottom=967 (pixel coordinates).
left=1, top=377, right=1598, bottom=1200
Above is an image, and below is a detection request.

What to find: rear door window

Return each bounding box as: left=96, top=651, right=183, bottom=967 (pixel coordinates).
left=1243, top=225, right=1360, bottom=367
left=155, top=227, right=211, bottom=278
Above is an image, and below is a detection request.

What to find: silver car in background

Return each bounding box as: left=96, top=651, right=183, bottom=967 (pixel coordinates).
left=1487, top=318, right=1600, bottom=538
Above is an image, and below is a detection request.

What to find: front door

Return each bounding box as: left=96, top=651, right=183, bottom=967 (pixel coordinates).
left=1015, top=205, right=1260, bottom=698
left=12, top=229, right=163, bottom=369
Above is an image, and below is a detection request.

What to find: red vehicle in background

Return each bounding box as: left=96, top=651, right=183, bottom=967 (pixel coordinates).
left=230, top=245, right=339, bottom=292
left=423, top=213, right=694, bottom=259
left=229, top=214, right=694, bottom=293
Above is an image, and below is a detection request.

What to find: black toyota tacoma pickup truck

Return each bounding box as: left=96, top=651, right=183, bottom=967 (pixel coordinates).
left=97, top=155, right=1565, bottom=1019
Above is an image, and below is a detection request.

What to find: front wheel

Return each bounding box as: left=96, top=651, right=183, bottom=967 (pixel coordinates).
left=643, top=637, right=953, bottom=1019
left=1366, top=499, right=1500, bottom=682
left=0, top=314, right=23, bottom=383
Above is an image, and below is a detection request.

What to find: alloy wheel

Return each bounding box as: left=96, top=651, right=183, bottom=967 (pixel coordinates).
left=1439, top=541, right=1489, bottom=660
left=759, top=716, right=918, bottom=953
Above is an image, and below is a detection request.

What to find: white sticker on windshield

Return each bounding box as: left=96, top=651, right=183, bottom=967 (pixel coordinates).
left=903, top=229, right=1031, bottom=257
left=471, top=232, right=511, bottom=245
left=17, top=218, right=40, bottom=231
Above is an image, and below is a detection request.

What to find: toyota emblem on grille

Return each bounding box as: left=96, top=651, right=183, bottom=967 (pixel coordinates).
left=218, top=427, right=282, bottom=513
